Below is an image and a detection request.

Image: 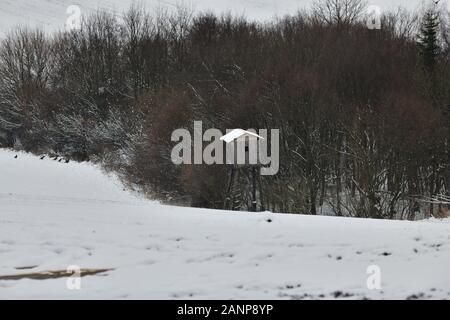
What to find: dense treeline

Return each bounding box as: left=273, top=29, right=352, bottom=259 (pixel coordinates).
left=0, top=0, right=449, bottom=219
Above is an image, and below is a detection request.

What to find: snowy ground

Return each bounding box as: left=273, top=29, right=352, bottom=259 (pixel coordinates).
left=0, top=149, right=449, bottom=299
left=0, top=0, right=428, bottom=38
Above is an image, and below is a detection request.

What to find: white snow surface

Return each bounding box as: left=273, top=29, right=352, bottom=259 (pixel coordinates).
left=0, top=149, right=450, bottom=300
left=0, top=0, right=430, bottom=38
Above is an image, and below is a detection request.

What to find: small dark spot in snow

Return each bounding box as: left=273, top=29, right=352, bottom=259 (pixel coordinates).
left=333, top=291, right=353, bottom=298
left=332, top=290, right=346, bottom=298
left=266, top=219, right=272, bottom=223
left=298, top=293, right=312, bottom=299
left=288, top=243, right=304, bottom=248
left=356, top=251, right=362, bottom=255
left=284, top=284, right=301, bottom=290
left=278, top=292, right=311, bottom=299
left=318, top=294, right=325, bottom=298
left=53, top=248, right=64, bottom=255
left=414, top=237, right=421, bottom=242
left=430, top=288, right=436, bottom=292
left=336, top=256, right=342, bottom=260
left=413, top=248, right=419, bottom=253
left=380, top=252, right=391, bottom=256
left=406, top=293, right=425, bottom=300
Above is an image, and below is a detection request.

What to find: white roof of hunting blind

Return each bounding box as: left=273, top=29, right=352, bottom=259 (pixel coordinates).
left=220, top=129, right=264, bottom=143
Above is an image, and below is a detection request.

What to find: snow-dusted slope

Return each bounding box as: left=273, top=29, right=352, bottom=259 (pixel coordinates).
left=0, top=0, right=427, bottom=38
left=0, top=149, right=449, bottom=299
left=0, top=151, right=138, bottom=203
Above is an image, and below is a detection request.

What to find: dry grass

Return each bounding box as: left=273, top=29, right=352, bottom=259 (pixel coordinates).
left=434, top=207, right=450, bottom=219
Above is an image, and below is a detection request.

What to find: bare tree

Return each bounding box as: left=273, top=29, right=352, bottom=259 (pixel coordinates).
left=382, top=7, right=419, bottom=39
left=313, top=0, right=367, bottom=26
left=0, top=28, right=52, bottom=148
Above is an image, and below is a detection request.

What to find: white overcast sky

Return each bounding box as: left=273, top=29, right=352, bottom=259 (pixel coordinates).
left=0, top=0, right=446, bottom=37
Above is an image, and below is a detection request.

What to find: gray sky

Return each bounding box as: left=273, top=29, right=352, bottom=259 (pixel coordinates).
left=0, top=0, right=444, bottom=37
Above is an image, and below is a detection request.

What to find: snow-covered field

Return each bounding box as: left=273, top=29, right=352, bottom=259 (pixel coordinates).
left=0, top=149, right=449, bottom=299
left=0, top=0, right=428, bottom=38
